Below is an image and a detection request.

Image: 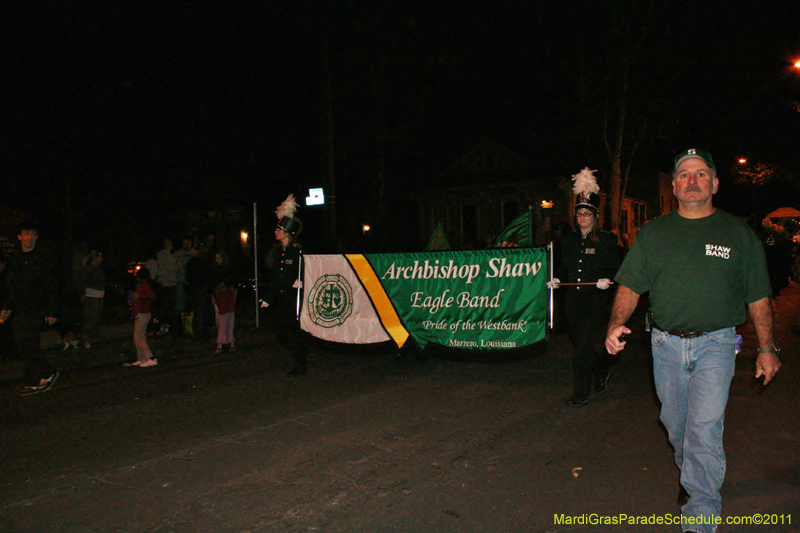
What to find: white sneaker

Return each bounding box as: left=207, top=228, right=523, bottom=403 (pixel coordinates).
left=138, top=358, right=158, bottom=368
left=40, top=371, right=60, bottom=390
left=21, top=371, right=60, bottom=396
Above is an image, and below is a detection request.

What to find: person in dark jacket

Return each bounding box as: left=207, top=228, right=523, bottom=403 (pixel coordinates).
left=0, top=255, right=12, bottom=356
left=185, top=246, right=215, bottom=342
left=548, top=169, right=621, bottom=407
left=0, top=221, right=61, bottom=394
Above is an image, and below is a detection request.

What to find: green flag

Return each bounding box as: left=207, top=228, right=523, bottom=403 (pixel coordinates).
left=426, top=223, right=451, bottom=251
left=494, top=210, right=533, bottom=247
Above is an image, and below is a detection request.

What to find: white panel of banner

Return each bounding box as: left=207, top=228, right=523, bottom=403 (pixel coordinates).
left=300, top=255, right=392, bottom=344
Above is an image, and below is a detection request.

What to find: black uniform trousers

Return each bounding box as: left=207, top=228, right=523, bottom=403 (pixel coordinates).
left=271, top=295, right=306, bottom=370
left=564, top=288, right=610, bottom=397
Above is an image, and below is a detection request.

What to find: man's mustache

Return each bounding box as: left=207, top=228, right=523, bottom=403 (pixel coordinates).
left=683, top=185, right=703, bottom=193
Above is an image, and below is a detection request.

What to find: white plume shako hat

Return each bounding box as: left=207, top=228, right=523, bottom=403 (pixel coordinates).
left=275, top=194, right=303, bottom=236
left=572, top=167, right=601, bottom=211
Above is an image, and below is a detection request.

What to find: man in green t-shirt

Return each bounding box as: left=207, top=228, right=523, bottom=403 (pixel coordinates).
left=605, top=149, right=781, bottom=533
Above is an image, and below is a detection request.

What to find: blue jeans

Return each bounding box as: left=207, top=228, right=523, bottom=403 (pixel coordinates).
left=652, top=327, right=736, bottom=533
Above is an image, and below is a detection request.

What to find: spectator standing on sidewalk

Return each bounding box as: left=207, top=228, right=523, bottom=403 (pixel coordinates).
left=212, top=279, right=237, bottom=353
left=144, top=248, right=160, bottom=288
left=605, top=149, right=781, bottom=533
left=155, top=238, right=179, bottom=334
left=0, top=255, right=11, bottom=356
left=185, top=245, right=215, bottom=343
left=174, top=237, right=197, bottom=331
left=549, top=168, right=620, bottom=408
left=0, top=221, right=61, bottom=394
left=77, top=249, right=106, bottom=349
left=212, top=250, right=233, bottom=286
left=127, top=267, right=157, bottom=367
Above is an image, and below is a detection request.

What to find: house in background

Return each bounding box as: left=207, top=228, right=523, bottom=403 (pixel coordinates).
left=418, top=138, right=650, bottom=249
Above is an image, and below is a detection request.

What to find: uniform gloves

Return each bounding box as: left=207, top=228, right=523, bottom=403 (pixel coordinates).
left=259, top=280, right=302, bottom=309
left=546, top=278, right=561, bottom=289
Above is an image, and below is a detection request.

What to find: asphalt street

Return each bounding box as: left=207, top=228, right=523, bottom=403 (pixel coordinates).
left=0, top=284, right=798, bottom=533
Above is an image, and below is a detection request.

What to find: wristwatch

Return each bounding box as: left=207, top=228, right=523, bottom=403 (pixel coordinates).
left=757, top=345, right=781, bottom=355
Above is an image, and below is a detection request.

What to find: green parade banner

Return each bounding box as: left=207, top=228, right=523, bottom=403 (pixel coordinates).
left=362, top=247, right=548, bottom=350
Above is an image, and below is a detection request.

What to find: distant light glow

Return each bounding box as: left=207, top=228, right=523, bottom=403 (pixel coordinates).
left=126, top=262, right=145, bottom=274
left=306, top=188, right=325, bottom=206
left=541, top=200, right=554, bottom=209
left=240, top=231, right=248, bottom=244
left=738, top=158, right=748, bottom=164
left=362, top=224, right=371, bottom=234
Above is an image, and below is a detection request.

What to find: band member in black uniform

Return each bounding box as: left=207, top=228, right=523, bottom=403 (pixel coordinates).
left=548, top=168, right=621, bottom=407
left=262, top=195, right=307, bottom=375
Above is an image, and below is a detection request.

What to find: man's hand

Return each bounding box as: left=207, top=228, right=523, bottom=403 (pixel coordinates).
left=747, top=297, right=780, bottom=386
left=546, top=278, right=561, bottom=289
left=755, top=351, right=781, bottom=385
left=605, top=325, right=631, bottom=355
left=605, top=286, right=640, bottom=355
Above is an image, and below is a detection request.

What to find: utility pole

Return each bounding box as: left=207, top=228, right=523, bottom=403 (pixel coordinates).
left=322, top=34, right=337, bottom=248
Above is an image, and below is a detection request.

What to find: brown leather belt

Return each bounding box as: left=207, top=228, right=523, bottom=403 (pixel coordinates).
left=654, top=323, right=705, bottom=339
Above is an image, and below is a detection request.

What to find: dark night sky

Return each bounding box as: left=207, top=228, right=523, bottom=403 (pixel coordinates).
left=4, top=1, right=800, bottom=250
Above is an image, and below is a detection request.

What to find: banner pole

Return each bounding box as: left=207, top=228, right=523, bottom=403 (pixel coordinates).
left=558, top=281, right=615, bottom=286
left=528, top=204, right=534, bottom=247
left=295, top=252, right=303, bottom=320
left=549, top=241, right=554, bottom=330
left=253, top=202, right=259, bottom=328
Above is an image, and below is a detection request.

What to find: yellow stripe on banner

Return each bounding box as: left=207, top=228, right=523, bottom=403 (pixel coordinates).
left=346, top=254, right=410, bottom=349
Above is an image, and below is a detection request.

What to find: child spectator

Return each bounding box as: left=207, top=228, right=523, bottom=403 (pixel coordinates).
left=212, top=279, right=237, bottom=354
left=127, top=268, right=157, bottom=367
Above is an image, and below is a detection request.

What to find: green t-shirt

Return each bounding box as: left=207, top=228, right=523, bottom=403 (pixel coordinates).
left=615, top=209, right=771, bottom=332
